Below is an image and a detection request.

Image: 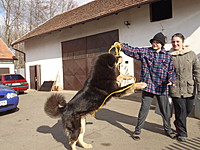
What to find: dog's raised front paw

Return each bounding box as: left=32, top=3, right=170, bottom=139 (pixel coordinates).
left=134, top=82, right=147, bottom=89
left=139, top=82, right=147, bottom=89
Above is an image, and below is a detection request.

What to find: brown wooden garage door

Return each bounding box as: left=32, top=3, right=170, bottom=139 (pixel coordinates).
left=62, top=30, right=119, bottom=90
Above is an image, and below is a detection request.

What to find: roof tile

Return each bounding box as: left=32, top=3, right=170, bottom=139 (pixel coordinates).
left=0, top=39, right=16, bottom=60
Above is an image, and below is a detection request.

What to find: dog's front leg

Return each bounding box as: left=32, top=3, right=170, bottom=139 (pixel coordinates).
left=112, top=82, right=147, bottom=97
left=78, top=116, right=93, bottom=149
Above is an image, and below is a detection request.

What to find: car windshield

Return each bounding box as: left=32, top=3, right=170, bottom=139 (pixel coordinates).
left=5, top=75, right=24, bottom=81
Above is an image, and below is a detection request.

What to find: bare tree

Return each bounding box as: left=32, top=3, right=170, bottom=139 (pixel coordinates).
left=0, top=0, right=78, bottom=44
left=25, top=0, right=78, bottom=31
left=0, top=0, right=78, bottom=70
left=0, top=0, right=12, bottom=46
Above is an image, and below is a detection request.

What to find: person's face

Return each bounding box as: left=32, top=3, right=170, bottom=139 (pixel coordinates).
left=152, top=40, right=162, bottom=51
left=171, top=36, right=184, bottom=51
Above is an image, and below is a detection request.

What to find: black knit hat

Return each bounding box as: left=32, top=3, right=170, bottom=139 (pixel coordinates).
left=150, top=32, right=165, bottom=46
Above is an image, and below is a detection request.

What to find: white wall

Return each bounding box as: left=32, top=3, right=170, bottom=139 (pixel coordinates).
left=25, top=0, right=200, bottom=89
left=118, top=0, right=200, bottom=49
left=25, top=37, right=63, bottom=88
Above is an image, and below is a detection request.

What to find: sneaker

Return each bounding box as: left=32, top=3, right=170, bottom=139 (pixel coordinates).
left=166, top=132, right=176, bottom=139
left=177, top=136, right=186, bottom=142
left=132, top=132, right=141, bottom=141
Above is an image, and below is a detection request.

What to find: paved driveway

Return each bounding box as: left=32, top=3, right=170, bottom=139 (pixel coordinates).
left=0, top=90, right=200, bottom=150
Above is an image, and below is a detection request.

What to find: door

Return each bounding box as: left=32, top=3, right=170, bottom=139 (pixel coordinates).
left=29, top=65, right=41, bottom=90
left=62, top=30, right=119, bottom=90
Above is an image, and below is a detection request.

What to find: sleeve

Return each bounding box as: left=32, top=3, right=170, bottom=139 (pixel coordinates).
left=168, top=56, right=176, bottom=84
left=192, top=52, right=200, bottom=95
left=121, top=43, right=147, bottom=61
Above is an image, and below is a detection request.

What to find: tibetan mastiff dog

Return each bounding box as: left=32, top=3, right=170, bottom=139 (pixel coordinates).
left=44, top=53, right=146, bottom=150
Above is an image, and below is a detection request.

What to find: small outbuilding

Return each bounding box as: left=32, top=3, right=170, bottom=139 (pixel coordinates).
left=0, top=38, right=17, bottom=74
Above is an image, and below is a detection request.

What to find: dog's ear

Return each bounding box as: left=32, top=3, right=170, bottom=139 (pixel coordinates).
left=106, top=54, right=117, bottom=68
left=97, top=54, right=117, bottom=68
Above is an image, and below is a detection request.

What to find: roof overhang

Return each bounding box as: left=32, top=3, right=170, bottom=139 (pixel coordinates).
left=11, top=0, right=158, bottom=46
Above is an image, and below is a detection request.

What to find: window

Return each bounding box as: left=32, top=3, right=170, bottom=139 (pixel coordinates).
left=5, top=75, right=25, bottom=81
left=150, top=0, right=172, bottom=22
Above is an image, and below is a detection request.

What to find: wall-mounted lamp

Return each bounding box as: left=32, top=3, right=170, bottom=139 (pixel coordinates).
left=124, top=21, right=131, bottom=26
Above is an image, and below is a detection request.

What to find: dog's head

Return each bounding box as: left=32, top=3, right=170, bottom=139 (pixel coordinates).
left=97, top=53, right=121, bottom=69
left=86, top=53, right=122, bottom=84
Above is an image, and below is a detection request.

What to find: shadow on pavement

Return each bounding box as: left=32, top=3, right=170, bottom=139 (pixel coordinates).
left=120, top=92, right=142, bottom=102
left=164, top=121, right=200, bottom=150
left=95, top=108, right=164, bottom=136
left=120, top=91, right=157, bottom=106
left=164, top=137, right=200, bottom=150
left=37, top=120, right=71, bottom=150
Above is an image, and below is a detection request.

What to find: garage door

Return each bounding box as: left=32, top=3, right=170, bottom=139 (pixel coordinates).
left=62, top=30, right=119, bottom=90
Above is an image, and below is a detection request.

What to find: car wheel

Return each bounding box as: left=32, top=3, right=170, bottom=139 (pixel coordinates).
left=9, top=107, right=19, bottom=113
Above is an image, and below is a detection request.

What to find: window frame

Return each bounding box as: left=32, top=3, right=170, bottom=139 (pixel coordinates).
left=150, top=0, right=172, bottom=22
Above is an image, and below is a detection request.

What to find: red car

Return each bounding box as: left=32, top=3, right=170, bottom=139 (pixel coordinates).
left=0, top=74, right=29, bottom=94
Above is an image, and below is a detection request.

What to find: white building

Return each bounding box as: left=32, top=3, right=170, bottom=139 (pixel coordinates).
left=12, top=0, right=200, bottom=91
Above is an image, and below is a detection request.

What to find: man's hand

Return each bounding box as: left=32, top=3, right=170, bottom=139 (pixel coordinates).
left=195, top=94, right=200, bottom=101
left=113, top=42, right=122, bottom=49
left=167, top=81, right=173, bottom=86
left=116, top=56, right=123, bottom=67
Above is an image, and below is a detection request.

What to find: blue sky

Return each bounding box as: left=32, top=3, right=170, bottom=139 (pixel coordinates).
left=0, top=9, right=4, bottom=24
left=75, top=0, right=93, bottom=6
left=0, top=7, right=5, bottom=14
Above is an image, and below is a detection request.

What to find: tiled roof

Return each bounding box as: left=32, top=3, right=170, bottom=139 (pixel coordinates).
left=0, top=39, right=17, bottom=60
left=12, top=0, right=157, bottom=46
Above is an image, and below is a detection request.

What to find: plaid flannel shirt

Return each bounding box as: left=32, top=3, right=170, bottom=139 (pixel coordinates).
left=122, top=43, right=176, bottom=95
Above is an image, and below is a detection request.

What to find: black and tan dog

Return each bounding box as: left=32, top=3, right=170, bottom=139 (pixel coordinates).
left=44, top=53, right=146, bottom=150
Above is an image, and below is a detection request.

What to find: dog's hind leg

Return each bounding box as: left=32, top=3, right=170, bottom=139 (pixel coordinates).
left=69, top=139, right=77, bottom=150
left=69, top=129, right=80, bottom=150
left=78, top=116, right=93, bottom=149
left=65, top=117, right=81, bottom=150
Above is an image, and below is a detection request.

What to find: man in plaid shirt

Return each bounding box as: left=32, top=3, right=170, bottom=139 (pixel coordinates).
left=116, top=32, right=176, bottom=140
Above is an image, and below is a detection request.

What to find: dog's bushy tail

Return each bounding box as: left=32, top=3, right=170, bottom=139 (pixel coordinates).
left=44, top=93, right=67, bottom=118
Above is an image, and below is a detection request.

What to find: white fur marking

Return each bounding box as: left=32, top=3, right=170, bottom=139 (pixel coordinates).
left=78, top=116, right=93, bottom=149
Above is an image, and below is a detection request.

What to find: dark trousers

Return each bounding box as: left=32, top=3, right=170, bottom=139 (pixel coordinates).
left=172, top=96, right=194, bottom=137
left=134, top=91, right=173, bottom=134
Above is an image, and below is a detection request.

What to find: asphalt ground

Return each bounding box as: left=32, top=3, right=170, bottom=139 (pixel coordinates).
left=0, top=90, right=200, bottom=150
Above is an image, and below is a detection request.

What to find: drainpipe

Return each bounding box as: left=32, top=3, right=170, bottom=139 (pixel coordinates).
left=11, top=47, right=26, bottom=77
